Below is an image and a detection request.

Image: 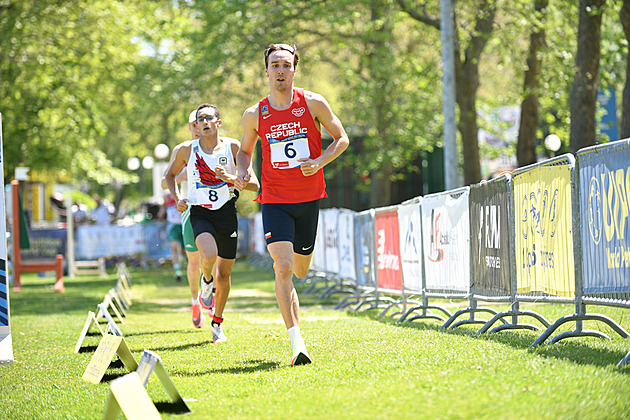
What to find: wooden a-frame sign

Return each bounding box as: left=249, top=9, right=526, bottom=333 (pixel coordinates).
left=75, top=310, right=104, bottom=353
left=82, top=333, right=138, bottom=384
left=136, top=350, right=191, bottom=413
left=102, top=371, right=161, bottom=420
left=109, top=289, right=127, bottom=317
left=97, top=303, right=123, bottom=336
left=116, top=279, right=132, bottom=308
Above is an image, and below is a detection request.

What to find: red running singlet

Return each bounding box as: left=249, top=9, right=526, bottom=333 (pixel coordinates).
left=255, top=88, right=327, bottom=204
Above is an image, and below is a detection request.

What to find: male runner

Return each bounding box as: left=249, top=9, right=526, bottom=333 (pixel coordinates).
left=165, top=103, right=259, bottom=342
left=235, top=43, right=349, bottom=365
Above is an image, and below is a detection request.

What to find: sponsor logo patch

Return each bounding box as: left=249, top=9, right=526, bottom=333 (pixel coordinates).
left=261, top=105, right=269, bottom=115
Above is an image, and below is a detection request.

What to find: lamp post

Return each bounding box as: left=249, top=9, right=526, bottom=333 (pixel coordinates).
left=152, top=144, right=170, bottom=202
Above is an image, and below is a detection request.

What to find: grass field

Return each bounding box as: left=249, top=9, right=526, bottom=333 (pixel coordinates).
left=1, top=260, right=629, bottom=419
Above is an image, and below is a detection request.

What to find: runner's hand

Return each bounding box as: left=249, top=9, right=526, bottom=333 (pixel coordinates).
left=234, top=173, right=250, bottom=191
left=176, top=198, right=189, bottom=214
left=298, top=158, right=320, bottom=177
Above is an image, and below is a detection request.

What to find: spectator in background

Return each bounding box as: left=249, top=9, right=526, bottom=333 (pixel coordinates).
left=91, top=194, right=112, bottom=225
left=72, top=200, right=89, bottom=225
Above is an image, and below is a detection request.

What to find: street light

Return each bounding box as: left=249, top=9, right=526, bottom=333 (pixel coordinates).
left=154, top=143, right=169, bottom=160
left=127, top=157, right=140, bottom=171
left=142, top=155, right=154, bottom=170
left=544, top=134, right=562, bottom=154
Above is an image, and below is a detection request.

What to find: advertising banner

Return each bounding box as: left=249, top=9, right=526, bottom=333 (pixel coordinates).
left=354, top=210, right=375, bottom=286
left=421, top=188, right=470, bottom=292
left=322, top=209, right=340, bottom=275
left=398, top=199, right=423, bottom=292
left=0, top=113, right=13, bottom=363
left=337, top=209, right=356, bottom=280
left=375, top=209, right=403, bottom=292
left=311, top=210, right=326, bottom=272
left=469, top=178, right=511, bottom=296
left=579, top=141, right=630, bottom=293
left=76, top=224, right=145, bottom=260
left=513, top=164, right=574, bottom=297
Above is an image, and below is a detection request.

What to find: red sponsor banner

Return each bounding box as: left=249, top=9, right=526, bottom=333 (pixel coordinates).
left=375, top=210, right=403, bottom=291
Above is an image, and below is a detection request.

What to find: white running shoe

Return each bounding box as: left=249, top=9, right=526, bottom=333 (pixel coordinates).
left=211, top=322, right=226, bottom=343
left=199, top=274, right=214, bottom=310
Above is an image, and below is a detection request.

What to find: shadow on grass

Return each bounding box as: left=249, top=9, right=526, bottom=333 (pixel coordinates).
left=171, top=359, right=281, bottom=377
left=349, top=307, right=630, bottom=372
left=154, top=401, right=190, bottom=415
left=147, top=340, right=213, bottom=353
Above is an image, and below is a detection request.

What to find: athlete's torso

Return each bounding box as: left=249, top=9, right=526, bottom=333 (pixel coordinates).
left=256, top=87, right=326, bottom=204
left=186, top=138, right=237, bottom=210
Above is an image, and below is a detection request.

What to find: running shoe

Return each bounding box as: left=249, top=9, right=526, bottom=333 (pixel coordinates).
left=210, top=322, right=226, bottom=343
left=199, top=274, right=214, bottom=310
left=291, top=352, right=312, bottom=366
left=191, top=304, right=205, bottom=329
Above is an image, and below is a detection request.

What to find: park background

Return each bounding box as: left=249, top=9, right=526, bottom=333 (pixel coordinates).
left=1, top=0, right=629, bottom=221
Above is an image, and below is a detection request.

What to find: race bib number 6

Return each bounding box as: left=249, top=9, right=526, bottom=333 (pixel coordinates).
left=269, top=133, right=310, bottom=169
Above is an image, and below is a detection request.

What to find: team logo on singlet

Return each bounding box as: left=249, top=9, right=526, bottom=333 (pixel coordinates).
left=195, top=152, right=231, bottom=189
left=261, top=105, right=269, bottom=115
left=292, top=107, right=305, bottom=117
left=219, top=156, right=228, bottom=166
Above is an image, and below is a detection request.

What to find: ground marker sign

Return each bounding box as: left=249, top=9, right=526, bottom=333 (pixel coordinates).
left=136, top=350, right=191, bottom=412
left=97, top=303, right=123, bottom=336
left=109, top=289, right=127, bottom=317
left=82, top=334, right=138, bottom=384
left=0, top=114, right=13, bottom=365
left=102, top=371, right=161, bottom=420
left=75, top=310, right=104, bottom=353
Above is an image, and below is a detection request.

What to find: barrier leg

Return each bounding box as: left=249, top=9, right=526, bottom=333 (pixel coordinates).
left=53, top=254, right=65, bottom=293
left=13, top=268, right=22, bottom=292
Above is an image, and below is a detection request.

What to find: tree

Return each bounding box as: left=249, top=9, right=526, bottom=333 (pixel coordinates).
left=621, top=0, right=630, bottom=138
left=517, top=0, right=548, bottom=166
left=569, top=0, right=606, bottom=152
left=398, top=0, right=498, bottom=185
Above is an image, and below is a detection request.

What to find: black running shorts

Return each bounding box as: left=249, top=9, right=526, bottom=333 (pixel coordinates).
left=261, top=199, right=320, bottom=255
left=190, top=203, right=238, bottom=259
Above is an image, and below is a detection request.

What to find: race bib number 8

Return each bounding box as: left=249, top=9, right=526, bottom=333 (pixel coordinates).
left=270, top=134, right=310, bottom=169
left=194, top=184, right=231, bottom=209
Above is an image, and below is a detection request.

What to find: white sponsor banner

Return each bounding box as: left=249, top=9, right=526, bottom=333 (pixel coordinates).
left=398, top=199, right=423, bottom=292
left=311, top=210, right=326, bottom=272
left=76, top=225, right=145, bottom=259
left=421, top=188, right=470, bottom=292
left=252, top=212, right=266, bottom=256
left=322, top=209, right=340, bottom=275
left=337, top=209, right=356, bottom=280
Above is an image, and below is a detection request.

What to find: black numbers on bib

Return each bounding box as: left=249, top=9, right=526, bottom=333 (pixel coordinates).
left=285, top=142, right=297, bottom=159
left=208, top=190, right=218, bottom=202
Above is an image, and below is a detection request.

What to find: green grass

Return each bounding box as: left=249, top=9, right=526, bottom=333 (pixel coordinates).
left=1, top=261, right=630, bottom=419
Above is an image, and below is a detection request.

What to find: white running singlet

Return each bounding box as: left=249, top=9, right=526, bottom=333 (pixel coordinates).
left=186, top=138, right=237, bottom=210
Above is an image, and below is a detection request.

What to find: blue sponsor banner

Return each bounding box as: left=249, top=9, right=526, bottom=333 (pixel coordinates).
left=579, top=140, right=630, bottom=293
left=354, top=211, right=375, bottom=287
left=237, top=217, right=250, bottom=256
left=21, top=228, right=67, bottom=260
left=143, top=221, right=171, bottom=261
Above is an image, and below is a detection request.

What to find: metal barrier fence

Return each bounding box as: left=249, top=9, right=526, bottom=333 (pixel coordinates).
left=242, top=139, right=630, bottom=366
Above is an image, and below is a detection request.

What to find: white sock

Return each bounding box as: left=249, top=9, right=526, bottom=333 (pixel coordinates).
left=288, top=326, right=306, bottom=355
left=192, top=297, right=199, bottom=306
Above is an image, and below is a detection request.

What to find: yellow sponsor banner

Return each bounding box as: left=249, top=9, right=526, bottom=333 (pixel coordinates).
left=514, top=164, right=575, bottom=297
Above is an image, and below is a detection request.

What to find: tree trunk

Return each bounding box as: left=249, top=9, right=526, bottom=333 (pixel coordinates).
left=369, top=162, right=394, bottom=208
left=569, top=0, right=606, bottom=153
left=456, top=62, right=482, bottom=185
left=517, top=0, right=548, bottom=166
left=621, top=0, right=630, bottom=139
